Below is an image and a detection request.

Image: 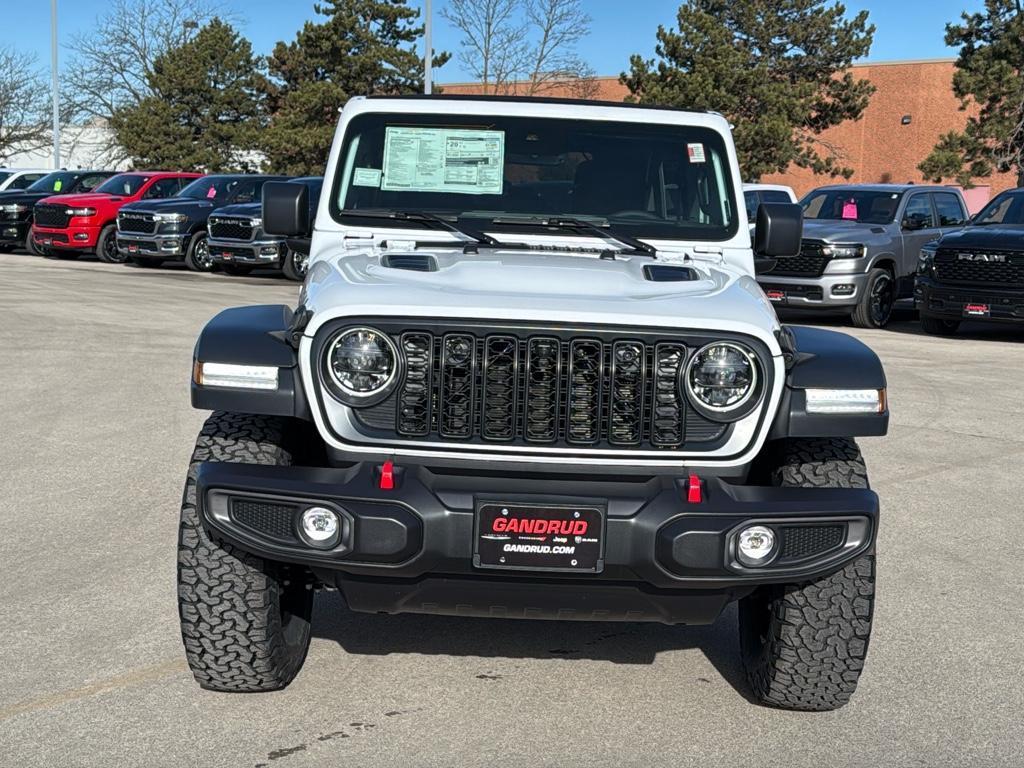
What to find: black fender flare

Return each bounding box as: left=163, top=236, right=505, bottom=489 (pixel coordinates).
left=190, top=304, right=311, bottom=420
left=769, top=325, right=889, bottom=439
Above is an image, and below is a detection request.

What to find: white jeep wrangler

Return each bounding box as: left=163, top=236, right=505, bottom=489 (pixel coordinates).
left=181, top=95, right=888, bottom=711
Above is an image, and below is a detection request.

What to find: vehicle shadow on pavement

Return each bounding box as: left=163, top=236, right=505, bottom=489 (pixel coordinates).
left=779, top=306, right=1024, bottom=343
left=312, top=592, right=755, bottom=702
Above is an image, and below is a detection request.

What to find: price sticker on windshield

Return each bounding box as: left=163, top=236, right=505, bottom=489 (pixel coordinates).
left=687, top=143, right=706, bottom=163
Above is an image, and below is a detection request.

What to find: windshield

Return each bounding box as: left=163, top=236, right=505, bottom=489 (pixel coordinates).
left=27, top=172, right=79, bottom=193
left=0, top=172, right=12, bottom=185
left=972, top=192, right=1024, bottom=225
left=802, top=189, right=902, bottom=224
left=331, top=112, right=738, bottom=241
left=96, top=174, right=150, bottom=196
left=180, top=176, right=252, bottom=202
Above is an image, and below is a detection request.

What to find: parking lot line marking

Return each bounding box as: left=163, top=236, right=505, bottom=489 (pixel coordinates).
left=0, top=658, right=188, bottom=722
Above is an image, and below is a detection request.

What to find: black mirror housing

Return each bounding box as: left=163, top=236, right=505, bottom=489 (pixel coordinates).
left=753, top=202, right=803, bottom=258
left=262, top=181, right=310, bottom=237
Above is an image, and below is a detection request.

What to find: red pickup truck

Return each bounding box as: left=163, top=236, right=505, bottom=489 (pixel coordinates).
left=32, top=171, right=201, bottom=261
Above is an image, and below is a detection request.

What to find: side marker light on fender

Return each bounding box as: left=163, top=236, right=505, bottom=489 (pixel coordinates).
left=194, top=361, right=279, bottom=390
left=805, top=388, right=886, bottom=414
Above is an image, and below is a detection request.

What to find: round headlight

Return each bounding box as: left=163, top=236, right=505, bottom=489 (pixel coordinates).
left=684, top=342, right=760, bottom=419
left=323, top=327, right=399, bottom=405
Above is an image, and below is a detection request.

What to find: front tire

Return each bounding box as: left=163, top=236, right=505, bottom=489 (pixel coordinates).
left=851, top=268, right=895, bottom=328
left=178, top=412, right=313, bottom=692
left=184, top=231, right=214, bottom=272
left=920, top=314, right=960, bottom=336
left=739, top=437, right=876, bottom=711
left=95, top=224, right=123, bottom=263
left=282, top=248, right=309, bottom=282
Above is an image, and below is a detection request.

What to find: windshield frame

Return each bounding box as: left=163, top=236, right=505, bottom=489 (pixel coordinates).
left=328, top=111, right=740, bottom=243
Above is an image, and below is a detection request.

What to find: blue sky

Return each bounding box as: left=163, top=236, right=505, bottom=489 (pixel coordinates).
left=7, top=0, right=985, bottom=82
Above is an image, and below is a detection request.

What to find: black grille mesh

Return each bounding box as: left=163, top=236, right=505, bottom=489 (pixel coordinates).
left=209, top=218, right=254, bottom=241
left=780, top=525, right=844, bottom=560
left=118, top=214, right=155, bottom=234
left=231, top=499, right=296, bottom=540
left=34, top=204, right=70, bottom=228
left=360, top=329, right=731, bottom=451
left=769, top=242, right=830, bottom=277
left=935, top=250, right=1024, bottom=286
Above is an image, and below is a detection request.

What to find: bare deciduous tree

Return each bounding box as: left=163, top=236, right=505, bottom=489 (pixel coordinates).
left=63, top=0, right=227, bottom=158
left=0, top=47, right=50, bottom=162
left=442, top=0, right=594, bottom=96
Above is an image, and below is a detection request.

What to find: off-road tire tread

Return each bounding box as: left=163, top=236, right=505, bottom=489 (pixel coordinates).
left=742, top=437, right=875, bottom=711
left=177, top=411, right=312, bottom=692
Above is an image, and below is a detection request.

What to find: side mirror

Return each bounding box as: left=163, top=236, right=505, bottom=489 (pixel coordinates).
left=262, top=181, right=310, bottom=237
left=754, top=202, right=803, bottom=258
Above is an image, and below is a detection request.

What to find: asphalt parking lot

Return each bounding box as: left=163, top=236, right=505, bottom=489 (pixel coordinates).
left=1, top=251, right=1022, bottom=768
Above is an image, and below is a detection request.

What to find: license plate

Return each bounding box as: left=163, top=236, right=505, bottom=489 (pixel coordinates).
left=42, top=238, right=52, bottom=246
left=964, top=303, right=990, bottom=317
left=221, top=252, right=233, bottom=260
left=128, top=243, right=138, bottom=253
left=475, top=502, right=604, bottom=572
left=766, top=290, right=785, bottom=302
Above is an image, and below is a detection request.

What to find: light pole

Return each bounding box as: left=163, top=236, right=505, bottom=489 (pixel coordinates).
left=424, top=0, right=433, bottom=95
left=50, top=0, right=61, bottom=168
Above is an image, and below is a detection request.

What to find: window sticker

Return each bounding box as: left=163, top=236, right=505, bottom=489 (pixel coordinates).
left=53, top=179, right=62, bottom=191
left=842, top=198, right=857, bottom=220
left=353, top=167, right=382, bottom=187
left=687, top=143, right=706, bottom=163
left=382, top=127, right=504, bottom=195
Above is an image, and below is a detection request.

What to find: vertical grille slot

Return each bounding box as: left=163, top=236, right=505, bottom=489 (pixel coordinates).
left=397, top=332, right=433, bottom=436
left=525, top=337, right=560, bottom=442
left=651, top=343, right=686, bottom=446
left=439, top=333, right=476, bottom=438
left=609, top=340, right=645, bottom=445
left=566, top=339, right=603, bottom=444
left=481, top=336, right=518, bottom=440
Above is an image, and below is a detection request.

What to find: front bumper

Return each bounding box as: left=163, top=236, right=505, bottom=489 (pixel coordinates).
left=196, top=461, right=878, bottom=624
left=208, top=237, right=283, bottom=265
left=116, top=232, right=189, bottom=258
left=34, top=224, right=100, bottom=250
left=758, top=272, right=869, bottom=309
left=916, top=276, right=1024, bottom=323
left=0, top=218, right=29, bottom=244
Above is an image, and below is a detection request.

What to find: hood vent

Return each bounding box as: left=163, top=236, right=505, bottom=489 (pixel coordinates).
left=643, top=264, right=698, bottom=282
left=382, top=253, right=438, bottom=272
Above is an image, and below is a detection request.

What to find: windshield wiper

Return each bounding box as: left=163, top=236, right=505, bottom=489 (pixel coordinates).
left=491, top=215, right=658, bottom=257
left=341, top=208, right=504, bottom=250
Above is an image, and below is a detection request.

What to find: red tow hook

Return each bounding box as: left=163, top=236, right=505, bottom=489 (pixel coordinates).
left=686, top=474, right=702, bottom=504
left=379, top=460, right=396, bottom=490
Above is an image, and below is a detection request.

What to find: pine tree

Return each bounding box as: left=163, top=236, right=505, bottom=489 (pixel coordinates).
left=262, top=0, right=449, bottom=175
left=919, top=0, right=1024, bottom=187
left=621, top=0, right=875, bottom=180
left=109, top=19, right=266, bottom=171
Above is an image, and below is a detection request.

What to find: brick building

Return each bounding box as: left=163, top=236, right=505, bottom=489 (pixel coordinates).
left=442, top=58, right=1013, bottom=211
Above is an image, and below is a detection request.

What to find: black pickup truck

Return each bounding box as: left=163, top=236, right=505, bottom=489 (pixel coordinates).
left=0, top=170, right=115, bottom=255
left=916, top=187, right=1024, bottom=334
left=116, top=174, right=288, bottom=272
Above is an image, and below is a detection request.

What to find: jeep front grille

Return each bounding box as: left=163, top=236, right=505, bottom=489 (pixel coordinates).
left=768, top=241, right=830, bottom=277
left=935, top=249, right=1024, bottom=286
left=209, top=217, right=255, bottom=241
left=344, top=324, right=743, bottom=453
left=34, top=204, right=70, bottom=229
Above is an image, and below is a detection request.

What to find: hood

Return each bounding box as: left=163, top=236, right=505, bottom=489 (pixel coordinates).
left=210, top=202, right=261, bottom=218
left=801, top=218, right=893, bottom=243
left=122, top=197, right=216, bottom=215
left=935, top=225, right=1024, bottom=250
left=38, top=192, right=122, bottom=207
left=301, top=244, right=782, bottom=351
left=0, top=191, right=51, bottom=205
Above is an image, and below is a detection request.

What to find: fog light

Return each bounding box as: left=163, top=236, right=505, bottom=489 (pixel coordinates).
left=737, top=525, right=776, bottom=566
left=74, top=232, right=89, bottom=241
left=300, top=506, right=339, bottom=546
left=832, top=283, right=856, bottom=296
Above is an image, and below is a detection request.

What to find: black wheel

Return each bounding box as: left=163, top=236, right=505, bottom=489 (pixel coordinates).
left=184, top=232, right=214, bottom=272
left=739, top=437, right=875, bottom=711
left=178, top=412, right=313, bottom=692
left=920, top=315, right=960, bottom=336
left=25, top=228, right=40, bottom=255
left=282, top=248, right=309, bottom=281
left=221, top=264, right=254, bottom=277
left=129, top=256, right=163, bottom=268
left=851, top=268, right=895, bottom=328
left=95, top=224, right=124, bottom=263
